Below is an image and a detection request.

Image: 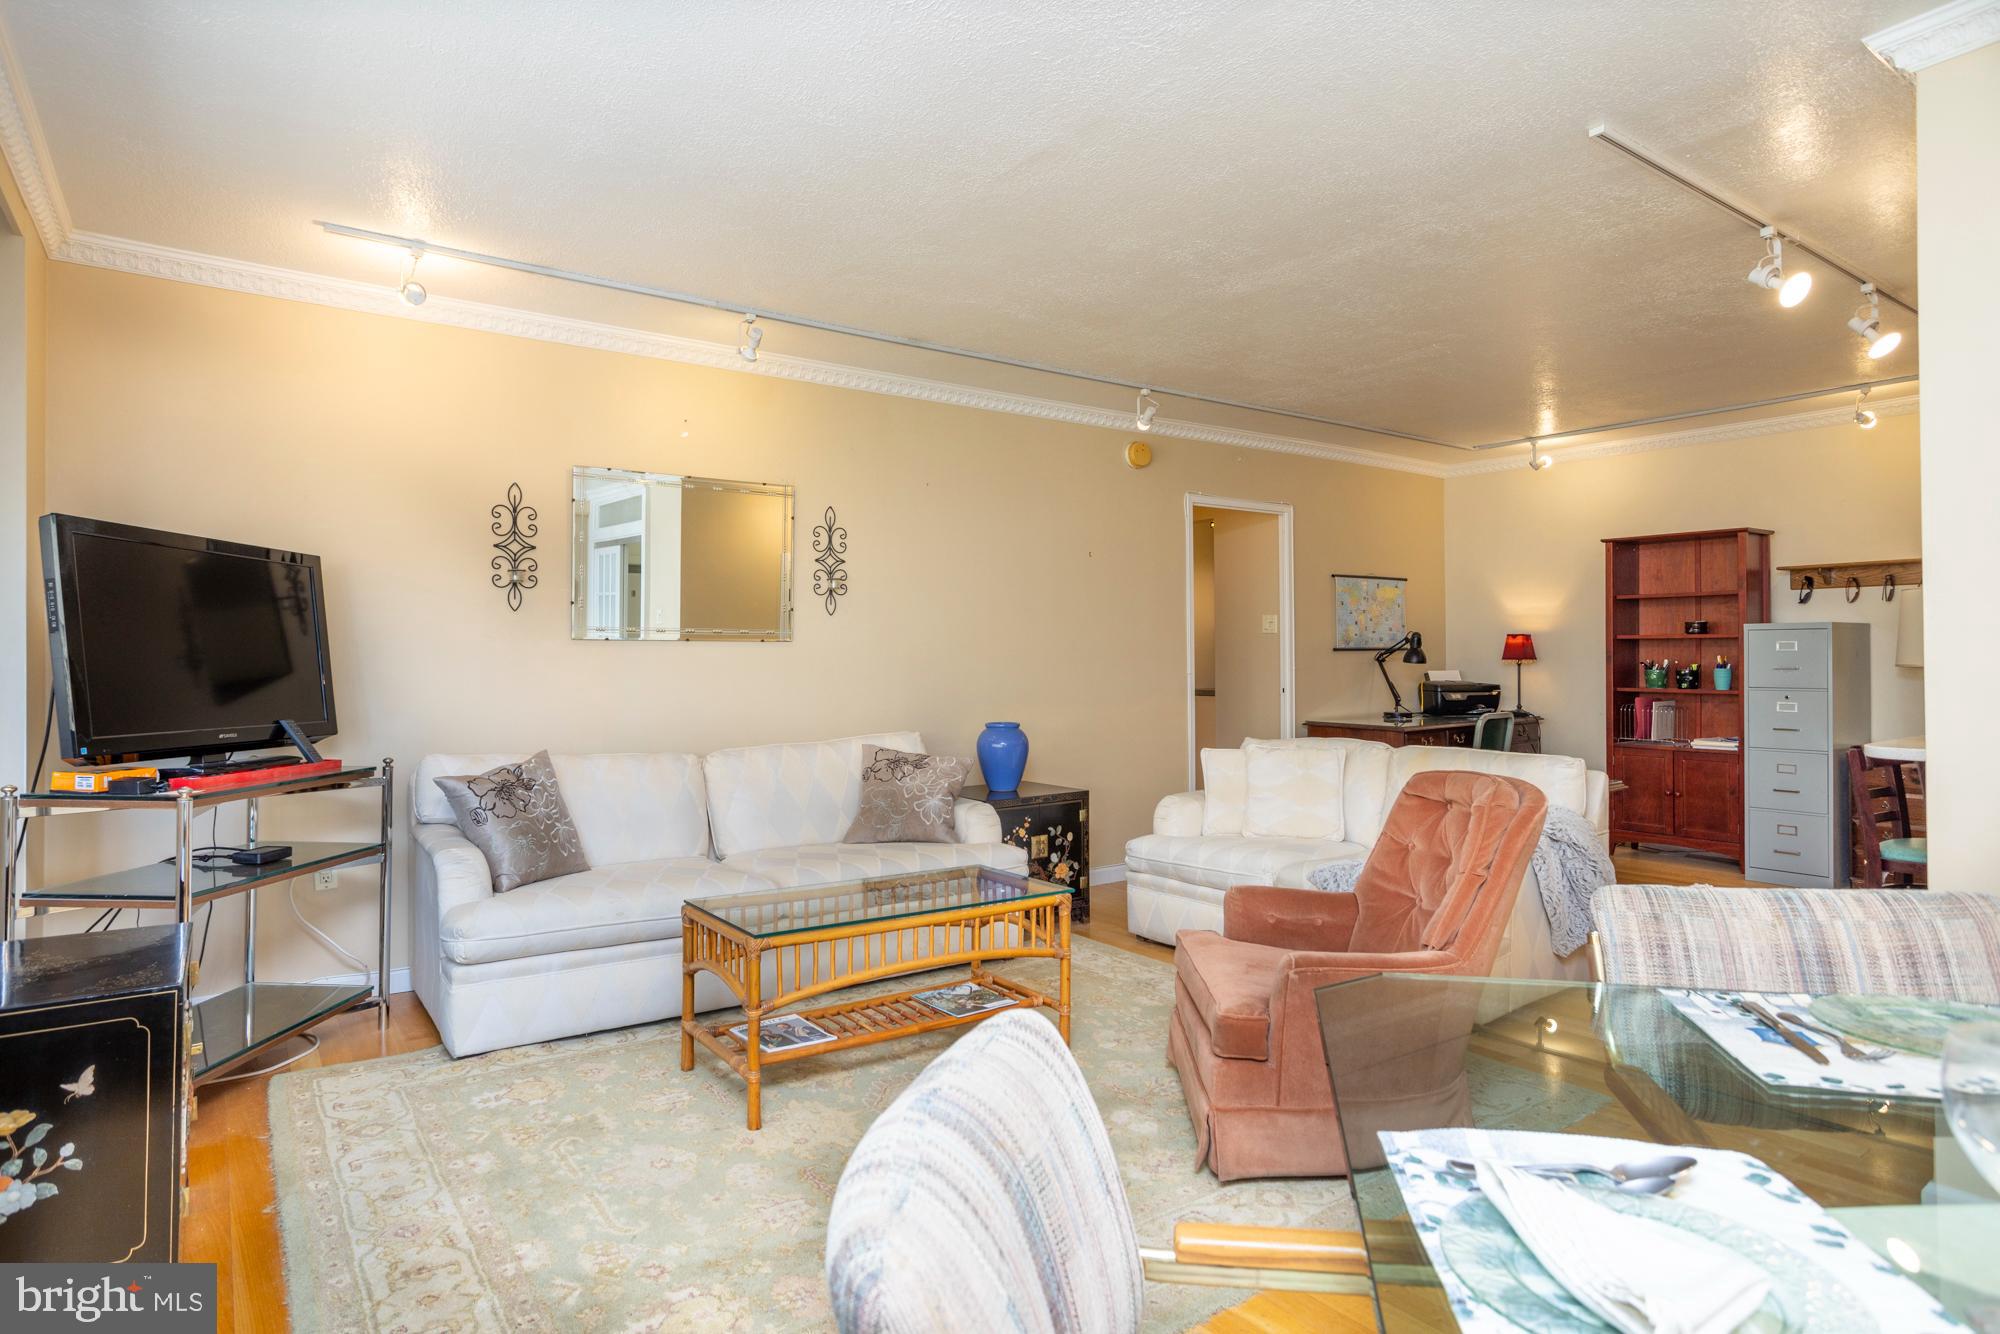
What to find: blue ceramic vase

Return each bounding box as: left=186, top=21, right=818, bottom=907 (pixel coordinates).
left=977, top=722, right=1028, bottom=794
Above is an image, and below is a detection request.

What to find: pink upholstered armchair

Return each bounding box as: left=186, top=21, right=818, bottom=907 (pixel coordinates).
left=1168, top=771, right=1548, bottom=1181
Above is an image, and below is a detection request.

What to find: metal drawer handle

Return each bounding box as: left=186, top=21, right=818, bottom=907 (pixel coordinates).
left=1772, top=787, right=1801, bottom=794
left=1773, top=849, right=1801, bottom=857
left=1774, top=726, right=1801, bottom=732
left=1772, top=666, right=1800, bottom=671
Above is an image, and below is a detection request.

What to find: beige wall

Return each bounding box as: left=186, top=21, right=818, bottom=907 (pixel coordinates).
left=1209, top=509, right=1283, bottom=749
left=34, top=262, right=1445, bottom=985
left=0, top=159, right=47, bottom=833
left=1444, top=413, right=1924, bottom=769
left=1915, top=42, right=2000, bottom=888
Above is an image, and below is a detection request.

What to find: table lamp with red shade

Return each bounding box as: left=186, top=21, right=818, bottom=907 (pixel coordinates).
left=1501, top=633, right=1537, bottom=712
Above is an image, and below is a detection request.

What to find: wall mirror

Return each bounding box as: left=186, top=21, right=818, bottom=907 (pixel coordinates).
left=570, top=467, right=794, bottom=641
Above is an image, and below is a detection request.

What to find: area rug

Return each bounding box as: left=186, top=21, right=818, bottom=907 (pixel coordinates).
left=269, top=937, right=1357, bottom=1332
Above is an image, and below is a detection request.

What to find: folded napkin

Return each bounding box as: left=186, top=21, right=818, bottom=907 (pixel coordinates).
left=1473, top=1160, right=1771, bottom=1334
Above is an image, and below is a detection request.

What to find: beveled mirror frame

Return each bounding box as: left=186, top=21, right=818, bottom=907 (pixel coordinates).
left=570, top=466, right=795, bottom=642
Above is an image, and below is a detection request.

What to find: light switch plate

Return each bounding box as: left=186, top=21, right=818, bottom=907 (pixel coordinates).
left=1261, top=614, right=1279, bottom=634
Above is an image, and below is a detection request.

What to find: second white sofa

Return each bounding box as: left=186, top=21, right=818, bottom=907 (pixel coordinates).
left=1124, top=737, right=1609, bottom=981
left=411, top=731, right=1026, bottom=1056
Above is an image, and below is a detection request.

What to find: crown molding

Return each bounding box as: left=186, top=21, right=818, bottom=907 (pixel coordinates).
left=0, top=20, right=1923, bottom=487
left=1443, top=394, right=1920, bottom=477
left=1865, top=0, right=2000, bottom=75
left=57, top=228, right=1453, bottom=476
left=0, top=15, right=69, bottom=255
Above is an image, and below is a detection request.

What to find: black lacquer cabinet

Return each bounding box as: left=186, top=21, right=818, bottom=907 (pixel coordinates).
left=0, top=924, right=188, bottom=1262
left=965, top=782, right=1091, bottom=924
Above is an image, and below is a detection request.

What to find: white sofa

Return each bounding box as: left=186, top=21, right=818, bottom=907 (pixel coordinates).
left=411, top=732, right=1025, bottom=1056
left=1124, top=738, right=1609, bottom=981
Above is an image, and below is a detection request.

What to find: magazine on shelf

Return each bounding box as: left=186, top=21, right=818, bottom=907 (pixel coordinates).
left=729, top=1014, right=838, bottom=1053
left=1689, top=736, right=1741, bottom=751
left=912, top=982, right=1018, bottom=1019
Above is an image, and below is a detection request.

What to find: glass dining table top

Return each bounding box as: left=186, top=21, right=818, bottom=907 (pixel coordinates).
left=1314, top=973, right=2000, bottom=1332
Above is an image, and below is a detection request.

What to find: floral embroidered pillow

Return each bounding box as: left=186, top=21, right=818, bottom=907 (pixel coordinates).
left=434, top=750, right=588, bottom=893
left=844, top=747, right=970, bottom=844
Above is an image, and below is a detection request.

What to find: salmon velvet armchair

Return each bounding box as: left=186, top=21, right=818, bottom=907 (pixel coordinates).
left=1167, top=771, right=1548, bottom=1181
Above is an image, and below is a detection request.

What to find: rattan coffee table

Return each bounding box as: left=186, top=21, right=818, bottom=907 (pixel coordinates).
left=680, top=865, right=1072, bottom=1129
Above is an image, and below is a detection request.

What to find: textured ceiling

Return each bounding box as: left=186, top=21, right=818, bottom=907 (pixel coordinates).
left=0, top=0, right=1927, bottom=456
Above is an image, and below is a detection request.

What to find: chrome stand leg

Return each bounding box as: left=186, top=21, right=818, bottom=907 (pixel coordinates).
left=243, top=797, right=258, bottom=986
left=1, top=785, right=19, bottom=945
left=377, top=758, right=395, bottom=1023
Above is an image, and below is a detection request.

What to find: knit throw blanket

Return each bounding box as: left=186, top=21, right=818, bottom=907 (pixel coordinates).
left=1303, top=804, right=1613, bottom=957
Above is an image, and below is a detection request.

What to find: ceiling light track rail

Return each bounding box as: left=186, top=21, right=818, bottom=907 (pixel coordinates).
left=314, top=219, right=1450, bottom=447
left=1472, top=374, right=1917, bottom=452
left=1587, top=126, right=1917, bottom=316
left=320, top=220, right=1915, bottom=459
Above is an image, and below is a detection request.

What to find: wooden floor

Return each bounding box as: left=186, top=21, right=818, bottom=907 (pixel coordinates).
left=183, top=850, right=1754, bottom=1333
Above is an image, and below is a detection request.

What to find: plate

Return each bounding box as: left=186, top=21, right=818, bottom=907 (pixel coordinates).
left=1809, top=994, right=2000, bottom=1058
left=1437, top=1184, right=1874, bottom=1333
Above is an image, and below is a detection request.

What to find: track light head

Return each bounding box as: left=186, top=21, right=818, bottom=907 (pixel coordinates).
left=1527, top=440, right=1555, bottom=471
left=1848, top=285, right=1900, bottom=359
left=1135, top=388, right=1159, bottom=432
left=398, top=250, right=427, bottom=305
left=738, top=314, right=762, bottom=362
left=1746, top=229, right=1811, bottom=308
left=1855, top=386, right=1878, bottom=430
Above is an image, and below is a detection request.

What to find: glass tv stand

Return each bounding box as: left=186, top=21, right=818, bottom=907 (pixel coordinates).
left=1, top=762, right=393, bottom=1083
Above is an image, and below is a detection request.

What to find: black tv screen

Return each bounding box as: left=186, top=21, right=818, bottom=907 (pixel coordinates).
left=41, top=515, right=338, bottom=763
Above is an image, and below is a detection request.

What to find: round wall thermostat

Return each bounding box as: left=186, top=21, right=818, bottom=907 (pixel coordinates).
left=1124, top=440, right=1153, bottom=469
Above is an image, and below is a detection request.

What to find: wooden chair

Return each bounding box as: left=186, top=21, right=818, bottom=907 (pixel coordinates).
left=1846, top=746, right=1927, bottom=887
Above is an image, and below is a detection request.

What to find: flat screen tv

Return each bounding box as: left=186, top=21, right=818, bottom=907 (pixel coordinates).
left=40, top=514, right=338, bottom=764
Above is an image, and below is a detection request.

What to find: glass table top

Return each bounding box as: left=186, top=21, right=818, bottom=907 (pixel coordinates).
left=684, top=865, right=1070, bottom=939
left=1314, top=973, right=2000, bottom=1331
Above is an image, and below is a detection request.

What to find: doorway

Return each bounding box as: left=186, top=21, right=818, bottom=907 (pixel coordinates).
left=1186, top=495, right=1295, bottom=789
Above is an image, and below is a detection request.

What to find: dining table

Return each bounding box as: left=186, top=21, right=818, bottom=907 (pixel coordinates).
left=1864, top=735, right=1928, bottom=765
left=1314, top=972, right=2000, bottom=1331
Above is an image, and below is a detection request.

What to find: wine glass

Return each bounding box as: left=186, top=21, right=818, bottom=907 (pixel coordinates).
left=1943, top=1022, right=2000, bottom=1196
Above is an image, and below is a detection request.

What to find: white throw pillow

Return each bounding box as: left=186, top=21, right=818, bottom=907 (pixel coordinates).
left=1199, top=748, right=1248, bottom=835
left=1242, top=740, right=1346, bottom=840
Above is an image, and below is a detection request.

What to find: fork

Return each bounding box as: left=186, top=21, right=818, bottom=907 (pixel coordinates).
left=1776, top=1011, right=1894, bottom=1061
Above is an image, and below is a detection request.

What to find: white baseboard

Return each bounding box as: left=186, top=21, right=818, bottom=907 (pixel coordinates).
left=1092, top=862, right=1127, bottom=884
left=305, top=966, right=414, bottom=995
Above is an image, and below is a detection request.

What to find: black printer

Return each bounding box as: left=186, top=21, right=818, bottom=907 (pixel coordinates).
left=1419, top=679, right=1502, bottom=715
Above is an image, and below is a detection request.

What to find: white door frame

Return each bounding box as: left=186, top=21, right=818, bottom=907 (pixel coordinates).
left=1184, top=493, right=1296, bottom=790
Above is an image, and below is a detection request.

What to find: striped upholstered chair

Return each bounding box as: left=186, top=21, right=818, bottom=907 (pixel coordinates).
left=825, top=1011, right=1368, bottom=1332
left=1588, top=885, right=2000, bottom=1128
left=1590, top=884, right=2000, bottom=1000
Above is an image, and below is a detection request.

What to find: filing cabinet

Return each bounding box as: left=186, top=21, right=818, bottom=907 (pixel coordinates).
left=1743, top=622, right=1871, bottom=886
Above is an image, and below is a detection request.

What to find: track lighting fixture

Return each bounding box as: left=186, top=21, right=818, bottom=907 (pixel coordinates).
left=1135, top=388, right=1159, bottom=432
left=398, top=250, right=427, bottom=306
left=1527, top=439, right=1555, bottom=471
left=738, top=314, right=762, bottom=362
left=1854, top=386, right=1878, bottom=430
left=1847, top=284, right=1901, bottom=359
left=1746, top=227, right=1811, bottom=308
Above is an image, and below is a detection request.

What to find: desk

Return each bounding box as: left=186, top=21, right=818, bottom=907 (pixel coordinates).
left=1302, top=712, right=1542, bottom=753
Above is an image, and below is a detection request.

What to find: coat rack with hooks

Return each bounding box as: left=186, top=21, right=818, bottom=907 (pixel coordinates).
left=1776, top=558, right=1921, bottom=603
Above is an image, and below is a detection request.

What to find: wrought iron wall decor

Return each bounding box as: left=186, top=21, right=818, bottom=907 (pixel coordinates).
left=812, top=505, right=849, bottom=615
left=491, top=483, right=539, bottom=611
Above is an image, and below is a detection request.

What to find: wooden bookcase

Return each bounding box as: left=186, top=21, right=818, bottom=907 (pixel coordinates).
left=1604, top=528, right=1771, bottom=868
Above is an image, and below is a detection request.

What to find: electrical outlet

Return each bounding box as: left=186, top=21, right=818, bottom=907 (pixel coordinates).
left=314, top=869, right=339, bottom=893
left=1261, top=614, right=1279, bottom=634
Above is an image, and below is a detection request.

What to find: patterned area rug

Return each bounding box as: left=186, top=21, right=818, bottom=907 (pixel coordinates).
left=268, top=938, right=1356, bottom=1332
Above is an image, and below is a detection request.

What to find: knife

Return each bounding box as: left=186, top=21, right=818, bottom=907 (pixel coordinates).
left=1738, top=997, right=1830, bottom=1065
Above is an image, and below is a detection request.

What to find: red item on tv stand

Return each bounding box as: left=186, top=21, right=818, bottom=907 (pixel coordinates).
left=166, top=758, right=342, bottom=793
